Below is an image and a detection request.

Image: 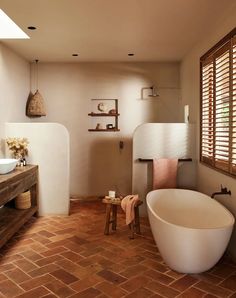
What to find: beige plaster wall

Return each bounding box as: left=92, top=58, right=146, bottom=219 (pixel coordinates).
left=33, top=62, right=183, bottom=197
left=180, top=3, right=236, bottom=260
left=0, top=43, right=30, bottom=157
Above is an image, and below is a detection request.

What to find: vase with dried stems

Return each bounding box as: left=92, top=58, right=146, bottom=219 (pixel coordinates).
left=6, top=137, right=29, bottom=165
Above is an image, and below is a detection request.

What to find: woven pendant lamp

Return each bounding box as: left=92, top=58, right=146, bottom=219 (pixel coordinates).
left=26, top=60, right=46, bottom=117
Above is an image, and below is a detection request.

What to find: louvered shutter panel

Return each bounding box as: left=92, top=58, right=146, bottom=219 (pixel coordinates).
left=214, top=43, right=230, bottom=171
left=201, top=59, right=214, bottom=165
left=200, top=28, right=236, bottom=177
left=232, top=36, right=236, bottom=174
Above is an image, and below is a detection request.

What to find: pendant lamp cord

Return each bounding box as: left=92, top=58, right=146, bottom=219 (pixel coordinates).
left=35, top=59, right=39, bottom=91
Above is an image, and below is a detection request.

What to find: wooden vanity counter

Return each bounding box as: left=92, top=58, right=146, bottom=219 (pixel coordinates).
left=0, top=165, right=38, bottom=248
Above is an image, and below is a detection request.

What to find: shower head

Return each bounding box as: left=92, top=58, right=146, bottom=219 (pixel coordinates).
left=141, top=85, right=159, bottom=99
left=148, top=85, right=159, bottom=97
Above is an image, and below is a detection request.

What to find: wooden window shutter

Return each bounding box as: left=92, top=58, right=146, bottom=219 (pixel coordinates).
left=200, top=28, right=236, bottom=177
left=201, top=58, right=214, bottom=166
left=214, top=42, right=230, bottom=171
left=231, top=36, right=236, bottom=174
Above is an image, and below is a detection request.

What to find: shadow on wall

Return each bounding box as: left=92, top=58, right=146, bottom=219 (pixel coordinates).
left=88, top=137, right=132, bottom=197
left=0, top=139, right=5, bottom=157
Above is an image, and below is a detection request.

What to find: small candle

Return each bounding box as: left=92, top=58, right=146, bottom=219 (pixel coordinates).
left=109, top=190, right=115, bottom=198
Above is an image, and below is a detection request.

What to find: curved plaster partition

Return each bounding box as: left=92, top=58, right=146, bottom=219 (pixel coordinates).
left=132, top=123, right=196, bottom=215
left=5, top=123, right=70, bottom=216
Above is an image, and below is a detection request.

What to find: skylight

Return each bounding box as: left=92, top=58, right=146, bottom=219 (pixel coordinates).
left=0, top=9, right=29, bottom=39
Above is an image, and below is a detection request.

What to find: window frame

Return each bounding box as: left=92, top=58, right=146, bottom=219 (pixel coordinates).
left=200, top=27, right=236, bottom=178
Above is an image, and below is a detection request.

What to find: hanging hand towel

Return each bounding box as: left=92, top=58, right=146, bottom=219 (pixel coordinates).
left=153, top=158, right=178, bottom=189
left=121, top=194, right=139, bottom=225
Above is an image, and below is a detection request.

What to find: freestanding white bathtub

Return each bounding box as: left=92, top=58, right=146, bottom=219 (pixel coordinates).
left=147, top=189, right=235, bottom=273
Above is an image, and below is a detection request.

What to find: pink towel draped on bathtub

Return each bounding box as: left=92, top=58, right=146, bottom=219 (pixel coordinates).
left=153, top=158, right=178, bottom=189
left=121, top=194, right=139, bottom=225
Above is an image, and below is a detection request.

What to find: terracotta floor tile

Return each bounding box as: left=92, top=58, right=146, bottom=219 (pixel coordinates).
left=120, top=275, right=150, bottom=292
left=20, top=274, right=56, bottom=291
left=195, top=281, right=233, bottom=297
left=170, top=275, right=198, bottom=291
left=141, top=259, right=168, bottom=273
left=166, top=270, right=185, bottom=279
left=61, top=251, right=83, bottom=262
left=219, top=274, right=236, bottom=291
left=32, top=235, right=52, bottom=245
left=38, top=230, right=56, bottom=238
left=0, top=273, right=8, bottom=284
left=45, top=238, right=74, bottom=249
left=125, top=287, right=154, bottom=298
left=20, top=250, right=43, bottom=262
left=146, top=280, right=180, bottom=298
left=35, top=254, right=64, bottom=267
left=0, top=201, right=235, bottom=298
left=0, top=279, right=24, bottom=297
left=50, top=268, right=79, bottom=284
left=15, top=286, right=50, bottom=298
left=41, top=246, right=68, bottom=257
left=0, top=262, right=16, bottom=273
left=69, top=287, right=101, bottom=298
left=55, top=258, right=87, bottom=274
left=145, top=269, right=174, bottom=285
left=177, top=287, right=206, bottom=298
left=28, top=263, right=60, bottom=277
left=63, top=242, right=85, bottom=253
left=119, top=264, right=148, bottom=278
left=95, top=281, right=127, bottom=297
left=192, top=272, right=223, bottom=285
left=211, top=264, right=236, bottom=278
left=97, top=269, right=127, bottom=284
left=14, top=257, right=39, bottom=273
left=71, top=275, right=103, bottom=292
left=4, top=267, right=31, bottom=283
left=96, top=294, right=109, bottom=298
left=45, top=279, right=76, bottom=297
left=55, top=228, right=76, bottom=235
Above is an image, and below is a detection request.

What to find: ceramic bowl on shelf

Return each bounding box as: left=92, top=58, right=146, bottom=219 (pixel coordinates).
left=97, top=103, right=108, bottom=112
left=0, top=159, right=18, bottom=174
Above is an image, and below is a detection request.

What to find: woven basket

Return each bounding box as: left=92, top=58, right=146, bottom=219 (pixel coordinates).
left=26, top=90, right=46, bottom=117
left=15, top=191, right=31, bottom=210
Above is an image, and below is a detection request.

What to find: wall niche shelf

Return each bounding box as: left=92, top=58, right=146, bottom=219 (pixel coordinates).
left=88, top=99, right=120, bottom=132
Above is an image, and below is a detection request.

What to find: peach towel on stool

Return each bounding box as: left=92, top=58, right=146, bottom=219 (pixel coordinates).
left=121, top=195, right=139, bottom=225
left=153, top=158, right=178, bottom=189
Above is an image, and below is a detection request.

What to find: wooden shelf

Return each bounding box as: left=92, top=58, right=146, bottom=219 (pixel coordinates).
left=0, top=165, right=38, bottom=249
left=88, top=128, right=120, bottom=132
left=0, top=205, right=38, bottom=248
left=88, top=113, right=120, bottom=117
left=88, top=98, right=120, bottom=132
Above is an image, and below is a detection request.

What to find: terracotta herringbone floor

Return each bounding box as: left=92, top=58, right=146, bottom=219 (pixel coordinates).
left=0, top=201, right=236, bottom=298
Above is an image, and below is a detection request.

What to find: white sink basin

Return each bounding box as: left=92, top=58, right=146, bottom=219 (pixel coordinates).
left=0, top=159, right=18, bottom=174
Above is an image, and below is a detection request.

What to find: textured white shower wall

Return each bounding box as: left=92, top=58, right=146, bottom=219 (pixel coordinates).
left=132, top=123, right=196, bottom=214
left=5, top=123, right=70, bottom=216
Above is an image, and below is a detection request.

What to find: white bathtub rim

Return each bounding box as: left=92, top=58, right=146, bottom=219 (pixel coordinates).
left=146, top=188, right=235, bottom=231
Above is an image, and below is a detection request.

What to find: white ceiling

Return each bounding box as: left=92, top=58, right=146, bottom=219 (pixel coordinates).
left=0, top=0, right=235, bottom=62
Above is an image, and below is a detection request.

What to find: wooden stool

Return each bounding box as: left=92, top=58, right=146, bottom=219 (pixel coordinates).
left=102, top=197, right=143, bottom=239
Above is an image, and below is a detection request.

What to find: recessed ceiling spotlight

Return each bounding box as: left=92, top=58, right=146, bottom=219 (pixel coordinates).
left=128, top=53, right=134, bottom=56
left=72, top=53, right=79, bottom=56
left=27, top=26, right=36, bottom=30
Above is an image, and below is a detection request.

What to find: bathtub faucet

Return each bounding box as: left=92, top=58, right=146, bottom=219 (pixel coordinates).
left=211, top=185, right=231, bottom=198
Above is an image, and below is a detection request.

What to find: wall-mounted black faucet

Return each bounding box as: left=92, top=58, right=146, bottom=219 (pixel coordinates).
left=211, top=185, right=231, bottom=198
